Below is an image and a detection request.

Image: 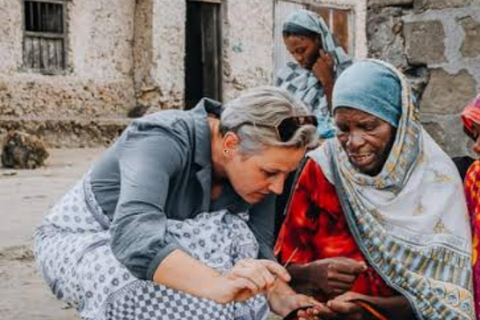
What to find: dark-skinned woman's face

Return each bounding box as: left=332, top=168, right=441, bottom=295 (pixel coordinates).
left=283, top=35, right=321, bottom=70
left=335, top=108, right=397, bottom=176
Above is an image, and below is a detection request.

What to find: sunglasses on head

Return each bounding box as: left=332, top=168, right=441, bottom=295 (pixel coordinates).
left=230, top=115, right=318, bottom=142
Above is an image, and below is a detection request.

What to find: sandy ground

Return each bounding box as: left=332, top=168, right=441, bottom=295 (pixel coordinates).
left=0, top=148, right=282, bottom=320
left=0, top=148, right=103, bottom=320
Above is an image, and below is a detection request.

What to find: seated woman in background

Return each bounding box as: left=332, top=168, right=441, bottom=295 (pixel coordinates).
left=276, top=9, right=352, bottom=139
left=461, top=94, right=480, bottom=320
left=34, top=87, right=321, bottom=320
left=275, top=60, right=474, bottom=319
left=274, top=9, right=353, bottom=236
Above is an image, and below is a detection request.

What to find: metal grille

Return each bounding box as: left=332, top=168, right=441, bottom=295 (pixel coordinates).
left=23, top=1, right=66, bottom=73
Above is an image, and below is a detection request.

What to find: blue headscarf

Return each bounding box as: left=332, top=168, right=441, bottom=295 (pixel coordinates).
left=332, top=60, right=402, bottom=128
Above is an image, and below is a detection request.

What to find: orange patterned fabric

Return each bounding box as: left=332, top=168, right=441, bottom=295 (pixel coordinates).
left=465, top=159, right=480, bottom=319
left=275, top=159, right=395, bottom=302
left=462, top=94, right=480, bottom=136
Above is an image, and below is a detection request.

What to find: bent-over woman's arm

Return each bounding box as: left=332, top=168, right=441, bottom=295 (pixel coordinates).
left=110, top=129, right=187, bottom=280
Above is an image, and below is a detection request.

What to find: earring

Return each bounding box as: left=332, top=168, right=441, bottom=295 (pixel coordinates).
left=223, top=149, right=230, bottom=155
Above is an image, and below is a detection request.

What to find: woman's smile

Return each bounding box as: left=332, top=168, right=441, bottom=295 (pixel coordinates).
left=348, top=152, right=375, bottom=169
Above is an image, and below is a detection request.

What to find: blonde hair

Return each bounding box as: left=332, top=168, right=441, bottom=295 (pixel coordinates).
left=220, top=86, right=317, bottom=153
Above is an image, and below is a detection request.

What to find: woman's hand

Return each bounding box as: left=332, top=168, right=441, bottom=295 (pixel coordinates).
left=311, top=49, right=335, bottom=111
left=268, top=281, right=337, bottom=320
left=329, top=291, right=414, bottom=320
left=311, top=50, right=334, bottom=89
left=296, top=301, right=338, bottom=320
left=292, top=257, right=366, bottom=297
left=211, top=259, right=291, bottom=304
left=326, top=292, right=372, bottom=320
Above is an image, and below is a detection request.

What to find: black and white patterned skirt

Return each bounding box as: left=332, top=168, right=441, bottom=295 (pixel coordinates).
left=33, top=174, right=269, bottom=320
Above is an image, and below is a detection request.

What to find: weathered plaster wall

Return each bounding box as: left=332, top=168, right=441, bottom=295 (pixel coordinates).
left=0, top=0, right=22, bottom=75
left=222, top=0, right=275, bottom=101
left=367, top=0, right=480, bottom=156
left=0, top=0, right=136, bottom=147
left=69, top=0, right=135, bottom=79
left=133, top=0, right=154, bottom=114
left=150, top=0, right=185, bottom=111
left=132, top=0, right=185, bottom=113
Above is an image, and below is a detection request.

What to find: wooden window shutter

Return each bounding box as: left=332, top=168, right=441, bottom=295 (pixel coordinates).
left=307, top=5, right=351, bottom=54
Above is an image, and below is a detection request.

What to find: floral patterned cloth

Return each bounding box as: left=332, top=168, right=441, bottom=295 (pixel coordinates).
left=34, top=174, right=268, bottom=320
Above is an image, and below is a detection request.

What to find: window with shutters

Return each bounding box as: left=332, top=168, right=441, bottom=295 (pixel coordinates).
left=23, top=0, right=68, bottom=74
left=307, top=5, right=351, bottom=54
left=274, top=0, right=354, bottom=73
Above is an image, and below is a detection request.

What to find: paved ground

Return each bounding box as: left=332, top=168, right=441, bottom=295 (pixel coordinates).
left=0, top=148, right=103, bottom=320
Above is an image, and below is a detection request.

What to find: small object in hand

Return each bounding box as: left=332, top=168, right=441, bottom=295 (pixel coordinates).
left=283, top=247, right=299, bottom=269
left=350, top=298, right=389, bottom=320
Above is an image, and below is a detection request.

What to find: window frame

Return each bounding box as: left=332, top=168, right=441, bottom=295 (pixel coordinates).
left=305, top=3, right=354, bottom=55
left=274, top=0, right=359, bottom=75
left=21, top=0, right=70, bottom=75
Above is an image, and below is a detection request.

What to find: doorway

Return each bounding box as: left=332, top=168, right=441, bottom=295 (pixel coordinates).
left=185, top=0, right=223, bottom=109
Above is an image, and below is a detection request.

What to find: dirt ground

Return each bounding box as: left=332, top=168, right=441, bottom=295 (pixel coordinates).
left=0, top=148, right=103, bottom=320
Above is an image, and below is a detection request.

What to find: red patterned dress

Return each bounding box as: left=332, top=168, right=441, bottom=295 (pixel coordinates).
left=465, top=160, right=480, bottom=319
left=275, top=159, right=396, bottom=302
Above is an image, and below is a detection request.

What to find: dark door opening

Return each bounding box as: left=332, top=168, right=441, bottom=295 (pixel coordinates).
left=185, top=0, right=222, bottom=109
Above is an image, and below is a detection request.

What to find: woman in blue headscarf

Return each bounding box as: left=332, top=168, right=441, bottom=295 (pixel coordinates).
left=275, top=60, right=474, bottom=319
left=276, top=9, right=352, bottom=139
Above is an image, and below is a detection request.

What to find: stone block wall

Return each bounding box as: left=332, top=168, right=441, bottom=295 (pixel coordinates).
left=367, top=0, right=480, bottom=156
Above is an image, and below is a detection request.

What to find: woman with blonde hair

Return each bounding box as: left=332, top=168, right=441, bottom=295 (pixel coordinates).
left=34, top=87, right=320, bottom=320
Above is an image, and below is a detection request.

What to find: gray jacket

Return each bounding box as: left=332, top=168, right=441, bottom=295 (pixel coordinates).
left=89, top=99, right=276, bottom=280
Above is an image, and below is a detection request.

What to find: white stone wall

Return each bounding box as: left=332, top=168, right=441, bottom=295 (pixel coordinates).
left=69, top=0, right=135, bottom=79
left=0, top=0, right=22, bottom=75
left=150, top=0, right=186, bottom=109
left=222, top=0, right=275, bottom=101
left=132, top=0, right=186, bottom=112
